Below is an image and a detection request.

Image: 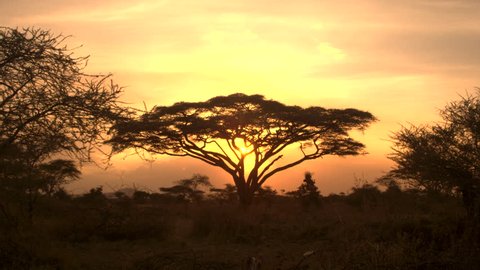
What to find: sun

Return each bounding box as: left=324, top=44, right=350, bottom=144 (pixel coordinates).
left=239, top=146, right=249, bottom=155
left=233, top=137, right=253, bottom=157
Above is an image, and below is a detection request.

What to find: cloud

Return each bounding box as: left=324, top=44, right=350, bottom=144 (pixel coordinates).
left=7, top=1, right=167, bottom=24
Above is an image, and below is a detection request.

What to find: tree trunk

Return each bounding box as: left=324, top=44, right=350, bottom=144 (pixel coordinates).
left=460, top=180, right=480, bottom=240
left=461, top=182, right=477, bottom=220
left=234, top=177, right=256, bottom=207
left=238, top=189, right=254, bottom=207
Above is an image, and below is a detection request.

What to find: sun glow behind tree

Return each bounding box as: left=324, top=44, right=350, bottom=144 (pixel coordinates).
left=109, top=93, right=376, bottom=205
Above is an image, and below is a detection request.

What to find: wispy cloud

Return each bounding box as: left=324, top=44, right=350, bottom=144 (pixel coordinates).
left=9, top=0, right=168, bottom=24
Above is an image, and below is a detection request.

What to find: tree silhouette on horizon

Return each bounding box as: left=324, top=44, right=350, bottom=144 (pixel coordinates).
left=290, top=172, right=321, bottom=207
left=0, top=27, right=129, bottom=222
left=109, top=93, right=376, bottom=206
left=388, top=91, right=480, bottom=224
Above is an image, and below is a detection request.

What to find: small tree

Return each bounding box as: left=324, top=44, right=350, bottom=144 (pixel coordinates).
left=110, top=93, right=375, bottom=206
left=81, top=186, right=106, bottom=202
left=37, top=159, right=80, bottom=196
left=290, top=172, right=321, bottom=207
left=348, top=183, right=381, bottom=209
left=160, top=174, right=212, bottom=202
left=388, top=91, right=480, bottom=223
left=210, top=184, right=238, bottom=202
left=133, top=190, right=150, bottom=203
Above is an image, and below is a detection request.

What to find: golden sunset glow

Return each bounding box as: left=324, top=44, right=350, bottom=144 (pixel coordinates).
left=239, top=147, right=250, bottom=156
left=233, top=138, right=253, bottom=156
left=3, top=0, right=480, bottom=194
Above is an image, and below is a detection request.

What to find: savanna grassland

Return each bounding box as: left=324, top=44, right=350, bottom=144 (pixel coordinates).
left=2, top=26, right=480, bottom=270
left=1, top=186, right=478, bottom=270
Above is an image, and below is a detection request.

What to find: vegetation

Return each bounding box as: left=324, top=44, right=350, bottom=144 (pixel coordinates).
left=0, top=27, right=127, bottom=235
left=387, top=92, right=480, bottom=226
left=1, top=184, right=478, bottom=269
left=0, top=27, right=128, bottom=162
left=288, top=172, right=321, bottom=208
left=159, top=174, right=213, bottom=202
left=109, top=93, right=376, bottom=205
left=1, top=26, right=480, bottom=269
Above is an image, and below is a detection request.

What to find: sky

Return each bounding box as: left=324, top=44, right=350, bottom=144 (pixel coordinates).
left=2, top=0, right=480, bottom=194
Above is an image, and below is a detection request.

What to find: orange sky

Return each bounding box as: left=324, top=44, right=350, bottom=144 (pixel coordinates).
left=2, top=0, right=480, bottom=194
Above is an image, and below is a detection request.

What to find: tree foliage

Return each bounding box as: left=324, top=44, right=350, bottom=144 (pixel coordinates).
left=37, top=159, right=80, bottom=196
left=110, top=93, right=375, bottom=205
left=0, top=27, right=128, bottom=164
left=0, top=26, right=128, bottom=223
left=388, top=91, right=480, bottom=221
left=288, top=172, right=321, bottom=207
left=209, top=184, right=238, bottom=202
left=160, top=174, right=212, bottom=202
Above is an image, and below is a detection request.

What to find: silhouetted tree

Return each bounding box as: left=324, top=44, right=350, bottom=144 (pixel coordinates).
left=133, top=190, right=150, bottom=203
left=177, top=174, right=212, bottom=194
left=209, top=184, right=238, bottom=202
left=377, top=175, right=402, bottom=191
left=0, top=27, right=128, bottom=182
left=160, top=174, right=212, bottom=202
left=388, top=91, right=480, bottom=223
left=255, top=185, right=277, bottom=205
left=348, top=183, right=381, bottom=209
left=114, top=191, right=128, bottom=200
left=289, top=172, right=321, bottom=207
left=37, top=159, right=80, bottom=196
left=52, top=187, right=71, bottom=201
left=256, top=185, right=277, bottom=197
left=110, top=93, right=376, bottom=206
left=81, top=186, right=106, bottom=202
left=0, top=27, right=128, bottom=220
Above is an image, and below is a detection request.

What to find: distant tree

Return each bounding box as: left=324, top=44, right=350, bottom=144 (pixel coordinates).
left=81, top=186, right=106, bottom=202
left=37, top=159, right=80, bottom=196
left=159, top=185, right=196, bottom=202
left=0, top=156, right=80, bottom=221
left=114, top=191, right=128, bottom=200
left=255, top=185, right=277, bottom=205
left=133, top=190, right=150, bottom=203
left=209, top=184, right=238, bottom=202
left=387, top=91, right=480, bottom=222
left=160, top=174, right=212, bottom=202
left=256, top=185, right=277, bottom=197
left=348, top=183, right=381, bottom=209
left=52, top=187, right=72, bottom=201
left=109, top=93, right=376, bottom=206
left=289, top=172, right=321, bottom=207
left=177, top=174, right=212, bottom=194
left=377, top=175, right=402, bottom=192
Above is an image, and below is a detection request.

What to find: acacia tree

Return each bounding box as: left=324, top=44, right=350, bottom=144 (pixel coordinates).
left=0, top=27, right=127, bottom=163
left=109, top=93, right=376, bottom=206
left=388, top=91, right=480, bottom=223
left=159, top=174, right=212, bottom=202
left=37, top=159, right=81, bottom=196
left=0, top=27, right=128, bottom=221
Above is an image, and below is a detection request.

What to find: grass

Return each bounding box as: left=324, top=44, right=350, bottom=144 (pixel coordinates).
left=0, top=189, right=478, bottom=269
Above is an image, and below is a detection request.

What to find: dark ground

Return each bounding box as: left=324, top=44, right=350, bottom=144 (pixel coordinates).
left=1, top=188, right=479, bottom=269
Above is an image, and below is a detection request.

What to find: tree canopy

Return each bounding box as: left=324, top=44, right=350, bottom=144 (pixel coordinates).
left=388, top=91, right=480, bottom=221
left=288, top=172, right=321, bottom=207
left=0, top=27, right=129, bottom=219
left=110, top=93, right=376, bottom=205
left=159, top=174, right=213, bottom=202
left=0, top=27, right=128, bottom=164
